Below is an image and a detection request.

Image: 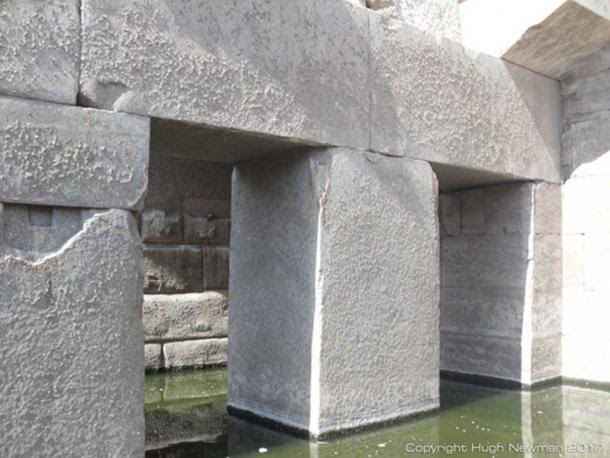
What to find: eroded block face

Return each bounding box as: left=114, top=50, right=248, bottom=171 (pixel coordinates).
left=143, top=245, right=203, bottom=294
left=0, top=0, right=80, bottom=104
left=0, top=207, right=144, bottom=457
left=0, top=96, right=150, bottom=210
left=80, top=0, right=370, bottom=150
left=229, top=148, right=439, bottom=436
left=143, top=292, right=228, bottom=342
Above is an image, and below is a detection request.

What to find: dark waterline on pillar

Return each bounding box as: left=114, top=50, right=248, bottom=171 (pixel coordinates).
left=144, top=368, right=610, bottom=457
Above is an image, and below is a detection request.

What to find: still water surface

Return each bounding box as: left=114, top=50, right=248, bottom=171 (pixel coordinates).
left=145, top=368, right=610, bottom=457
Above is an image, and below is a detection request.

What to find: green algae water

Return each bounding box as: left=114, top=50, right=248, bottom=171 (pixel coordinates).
left=145, top=368, right=610, bottom=457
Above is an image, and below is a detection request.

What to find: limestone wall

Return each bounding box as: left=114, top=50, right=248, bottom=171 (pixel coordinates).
left=561, top=44, right=610, bottom=384
left=440, top=182, right=562, bottom=385
left=140, top=152, right=232, bottom=370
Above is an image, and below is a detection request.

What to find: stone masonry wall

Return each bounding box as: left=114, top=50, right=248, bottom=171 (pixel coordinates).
left=140, top=152, right=232, bottom=370
left=440, top=182, right=562, bottom=385
left=561, top=43, right=610, bottom=384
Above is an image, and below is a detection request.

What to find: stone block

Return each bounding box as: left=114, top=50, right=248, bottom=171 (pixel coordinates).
left=366, top=0, right=461, bottom=41
left=203, top=247, right=230, bottom=290
left=80, top=0, right=370, bottom=151
left=143, top=245, right=203, bottom=294
left=163, top=338, right=228, bottom=369
left=184, top=196, right=231, bottom=245
left=0, top=96, right=150, bottom=210
left=229, top=148, right=439, bottom=436
left=0, top=209, right=144, bottom=457
left=140, top=208, right=183, bottom=244
left=440, top=332, right=522, bottom=382
left=529, top=334, right=562, bottom=384
left=460, top=0, right=610, bottom=79
left=145, top=344, right=163, bottom=371
left=483, top=183, right=533, bottom=235
left=441, top=234, right=529, bottom=289
left=0, top=0, right=80, bottom=104
left=143, top=291, right=228, bottom=342
left=369, top=14, right=561, bottom=182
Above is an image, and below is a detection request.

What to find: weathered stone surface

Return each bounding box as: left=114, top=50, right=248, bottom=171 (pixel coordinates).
left=164, top=338, right=228, bottom=369
left=145, top=343, right=163, bottom=371
left=0, top=208, right=144, bottom=457
left=0, top=0, right=80, bottom=104
left=369, top=14, right=561, bottom=182
left=0, top=96, right=150, bottom=210
left=229, top=148, right=439, bottom=436
left=140, top=209, right=183, bottom=244
left=460, top=0, right=610, bottom=79
left=80, top=0, right=370, bottom=150
left=366, top=0, right=462, bottom=41
left=203, top=247, right=230, bottom=290
left=143, top=291, right=228, bottom=342
left=143, top=245, right=203, bottom=294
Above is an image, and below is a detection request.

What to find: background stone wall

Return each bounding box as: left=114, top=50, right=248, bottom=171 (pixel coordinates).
left=561, top=44, right=610, bottom=383
left=140, top=151, right=232, bottom=370
left=439, top=182, right=562, bottom=385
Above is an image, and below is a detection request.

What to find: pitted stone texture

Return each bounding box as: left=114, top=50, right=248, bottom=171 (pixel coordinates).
left=460, top=0, right=610, bottom=79
left=0, top=96, right=150, bottom=210
left=370, top=15, right=561, bottom=183
left=229, top=148, right=439, bottom=436
left=80, top=0, right=369, bottom=150
left=143, top=291, right=228, bottom=342
left=366, top=0, right=462, bottom=41
left=143, top=245, right=203, bottom=294
left=164, top=338, right=228, bottom=369
left=0, top=209, right=144, bottom=458
left=0, top=0, right=79, bottom=104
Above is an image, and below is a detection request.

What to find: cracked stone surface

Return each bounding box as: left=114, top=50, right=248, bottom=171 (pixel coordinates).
left=0, top=0, right=80, bottom=104
left=0, top=96, right=150, bottom=210
left=0, top=208, right=144, bottom=458
left=229, top=148, right=439, bottom=436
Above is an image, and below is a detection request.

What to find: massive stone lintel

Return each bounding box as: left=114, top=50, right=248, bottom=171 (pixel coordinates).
left=81, top=0, right=560, bottom=183
left=0, top=207, right=144, bottom=457
left=460, top=0, right=610, bottom=79
left=0, top=0, right=80, bottom=104
left=80, top=0, right=370, bottom=151
left=440, top=182, right=562, bottom=386
left=369, top=14, right=561, bottom=184
left=228, top=148, right=439, bottom=436
left=0, top=96, right=150, bottom=210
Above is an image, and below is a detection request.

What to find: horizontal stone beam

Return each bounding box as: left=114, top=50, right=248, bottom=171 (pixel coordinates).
left=80, top=0, right=561, bottom=183
left=460, top=0, right=610, bottom=79
left=0, top=0, right=80, bottom=104
left=0, top=96, right=150, bottom=210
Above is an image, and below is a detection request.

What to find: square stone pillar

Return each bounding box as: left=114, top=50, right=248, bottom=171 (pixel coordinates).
left=228, top=148, right=440, bottom=437
left=440, top=182, right=562, bottom=387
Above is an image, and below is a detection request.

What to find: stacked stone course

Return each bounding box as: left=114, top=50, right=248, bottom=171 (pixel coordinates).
left=140, top=152, right=232, bottom=370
